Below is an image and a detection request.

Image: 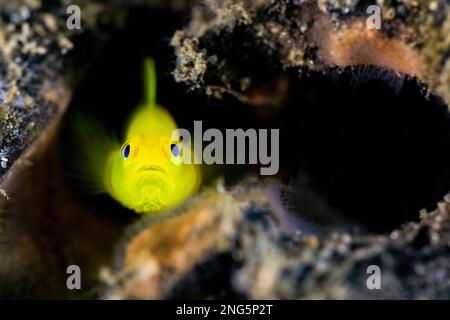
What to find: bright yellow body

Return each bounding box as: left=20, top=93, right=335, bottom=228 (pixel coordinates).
left=105, top=104, right=200, bottom=213
left=74, top=59, right=200, bottom=214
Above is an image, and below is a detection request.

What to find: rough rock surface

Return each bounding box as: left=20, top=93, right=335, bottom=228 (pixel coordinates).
left=102, top=182, right=450, bottom=299
left=0, top=0, right=126, bottom=299
left=171, top=0, right=450, bottom=106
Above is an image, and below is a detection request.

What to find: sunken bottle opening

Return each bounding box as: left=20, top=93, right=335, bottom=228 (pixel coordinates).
left=63, top=6, right=450, bottom=234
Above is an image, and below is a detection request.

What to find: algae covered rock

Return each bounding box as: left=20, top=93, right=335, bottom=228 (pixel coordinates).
left=0, top=0, right=125, bottom=299
left=101, top=182, right=450, bottom=299
left=171, top=0, right=450, bottom=106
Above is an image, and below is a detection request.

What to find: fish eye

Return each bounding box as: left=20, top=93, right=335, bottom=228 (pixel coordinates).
left=170, top=143, right=181, bottom=158
left=122, top=144, right=131, bottom=159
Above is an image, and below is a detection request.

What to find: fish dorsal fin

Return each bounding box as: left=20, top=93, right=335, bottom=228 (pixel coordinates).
left=144, top=58, right=157, bottom=107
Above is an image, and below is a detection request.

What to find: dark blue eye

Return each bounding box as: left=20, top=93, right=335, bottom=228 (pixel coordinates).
left=170, top=144, right=181, bottom=157
left=122, top=144, right=131, bottom=159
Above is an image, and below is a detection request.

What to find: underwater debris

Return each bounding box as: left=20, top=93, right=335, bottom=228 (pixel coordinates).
left=0, top=0, right=128, bottom=179
left=102, top=181, right=450, bottom=299
left=171, top=0, right=450, bottom=106
left=0, top=0, right=127, bottom=299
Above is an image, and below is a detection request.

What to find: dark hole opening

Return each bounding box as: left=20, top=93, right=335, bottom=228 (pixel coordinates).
left=280, top=67, right=450, bottom=232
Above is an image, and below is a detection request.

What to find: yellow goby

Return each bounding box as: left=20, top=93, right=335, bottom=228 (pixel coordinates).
left=73, top=59, right=200, bottom=214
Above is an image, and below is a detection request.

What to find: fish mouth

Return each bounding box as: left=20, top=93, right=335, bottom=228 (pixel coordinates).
left=136, top=165, right=173, bottom=191
left=138, top=165, right=166, bottom=174
left=132, top=171, right=172, bottom=213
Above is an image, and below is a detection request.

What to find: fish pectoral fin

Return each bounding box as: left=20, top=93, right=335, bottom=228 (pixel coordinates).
left=66, top=111, right=119, bottom=194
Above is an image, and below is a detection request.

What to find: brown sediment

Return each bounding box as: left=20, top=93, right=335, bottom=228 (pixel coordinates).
left=0, top=0, right=127, bottom=298
left=171, top=0, right=450, bottom=105
left=311, top=18, right=425, bottom=80
left=102, top=182, right=450, bottom=299
left=121, top=196, right=221, bottom=299
left=102, top=187, right=271, bottom=299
